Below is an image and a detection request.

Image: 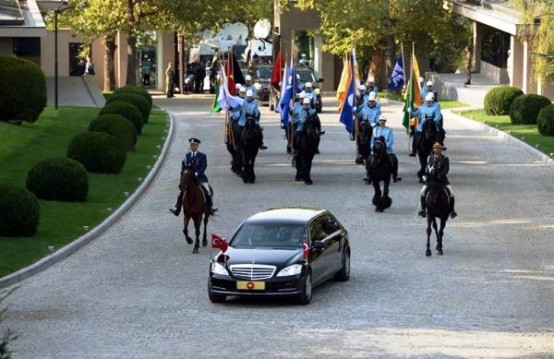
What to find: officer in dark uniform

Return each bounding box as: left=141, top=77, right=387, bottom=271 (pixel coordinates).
left=170, top=138, right=217, bottom=216
left=418, top=141, right=457, bottom=218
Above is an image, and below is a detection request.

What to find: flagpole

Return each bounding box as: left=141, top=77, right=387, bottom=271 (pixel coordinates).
left=401, top=42, right=410, bottom=155
left=290, top=42, right=295, bottom=152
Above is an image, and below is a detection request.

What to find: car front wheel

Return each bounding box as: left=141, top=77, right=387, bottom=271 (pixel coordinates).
left=208, top=282, right=226, bottom=303
left=296, top=271, right=313, bottom=305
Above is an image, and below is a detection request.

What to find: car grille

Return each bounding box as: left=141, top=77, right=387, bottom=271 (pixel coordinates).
left=230, top=264, right=276, bottom=280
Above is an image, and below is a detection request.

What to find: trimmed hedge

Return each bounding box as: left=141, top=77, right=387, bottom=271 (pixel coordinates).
left=26, top=157, right=88, bottom=202
left=537, top=104, right=554, bottom=136
left=484, top=86, right=523, bottom=116
left=106, top=92, right=150, bottom=124
left=0, top=56, right=47, bottom=124
left=0, top=185, right=40, bottom=237
left=89, top=114, right=137, bottom=151
left=113, top=85, right=153, bottom=114
left=67, top=132, right=127, bottom=174
left=99, top=101, right=144, bottom=134
left=509, top=94, right=551, bottom=124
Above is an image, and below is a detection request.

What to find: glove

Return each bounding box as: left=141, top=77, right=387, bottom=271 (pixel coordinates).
left=195, top=172, right=198, bottom=177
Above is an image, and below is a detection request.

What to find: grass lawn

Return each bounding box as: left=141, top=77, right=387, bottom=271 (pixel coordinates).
left=0, top=106, right=168, bottom=278
left=456, top=109, right=554, bottom=157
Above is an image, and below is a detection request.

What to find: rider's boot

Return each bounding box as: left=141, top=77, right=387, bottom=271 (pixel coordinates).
left=449, top=197, right=458, bottom=219
left=418, top=196, right=427, bottom=217
left=169, top=192, right=183, bottom=216
left=206, top=194, right=217, bottom=215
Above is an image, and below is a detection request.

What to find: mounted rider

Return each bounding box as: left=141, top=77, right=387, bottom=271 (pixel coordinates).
left=355, top=84, right=369, bottom=121
left=409, top=92, right=442, bottom=156
left=170, top=137, right=217, bottom=216
left=242, top=75, right=258, bottom=99
left=365, top=76, right=378, bottom=95
left=370, top=115, right=401, bottom=183
left=421, top=80, right=435, bottom=104
left=418, top=141, right=457, bottom=219
left=302, top=82, right=317, bottom=109
left=294, top=97, right=322, bottom=153
left=237, top=89, right=267, bottom=150
left=361, top=91, right=382, bottom=127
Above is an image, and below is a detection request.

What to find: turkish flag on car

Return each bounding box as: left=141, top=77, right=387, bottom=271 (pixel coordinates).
left=271, top=50, right=283, bottom=91
left=212, top=234, right=228, bottom=253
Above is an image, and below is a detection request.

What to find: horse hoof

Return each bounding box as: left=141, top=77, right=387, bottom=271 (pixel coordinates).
left=193, top=247, right=199, bottom=254
left=305, top=180, right=313, bottom=185
left=295, top=176, right=301, bottom=182
left=202, top=239, right=208, bottom=247
left=185, top=237, right=193, bottom=245
left=242, top=178, right=248, bottom=184
left=426, top=250, right=432, bottom=257
left=437, top=249, right=443, bottom=255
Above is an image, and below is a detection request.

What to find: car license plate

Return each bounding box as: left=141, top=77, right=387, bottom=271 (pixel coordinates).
left=237, top=281, right=265, bottom=290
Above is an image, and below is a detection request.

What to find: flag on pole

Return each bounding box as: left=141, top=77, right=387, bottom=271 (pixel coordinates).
left=339, top=62, right=354, bottom=134
left=226, top=52, right=245, bottom=95
left=217, top=64, right=244, bottom=112
left=352, top=48, right=361, bottom=95
left=271, top=50, right=283, bottom=91
left=336, top=56, right=350, bottom=113
left=279, top=58, right=295, bottom=128
left=387, top=55, right=405, bottom=91
left=210, top=78, right=221, bottom=113
left=276, top=60, right=289, bottom=115
left=402, top=47, right=422, bottom=129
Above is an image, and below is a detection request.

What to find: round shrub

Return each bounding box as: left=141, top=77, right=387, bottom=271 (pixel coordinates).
left=113, top=85, right=152, bottom=114
left=537, top=104, right=554, bottom=136
left=0, top=56, right=47, bottom=124
left=509, top=94, right=551, bottom=124
left=0, top=185, right=40, bottom=237
left=26, top=157, right=88, bottom=202
left=67, top=132, right=127, bottom=174
left=89, top=114, right=137, bottom=151
left=484, top=86, right=523, bottom=115
left=99, top=101, right=143, bottom=134
left=106, top=92, right=150, bottom=124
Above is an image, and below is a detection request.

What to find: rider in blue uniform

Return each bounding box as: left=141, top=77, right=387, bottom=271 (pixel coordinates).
left=170, top=138, right=217, bottom=216
left=418, top=141, right=457, bottom=218
left=361, top=91, right=382, bottom=127
left=302, top=82, right=317, bottom=109
left=409, top=92, right=442, bottom=157
left=237, top=89, right=267, bottom=150
left=243, top=75, right=258, bottom=99
left=370, top=115, right=401, bottom=182
left=366, top=77, right=378, bottom=95
left=294, top=97, right=322, bottom=153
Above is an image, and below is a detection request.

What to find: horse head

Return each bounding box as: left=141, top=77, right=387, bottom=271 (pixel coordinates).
left=245, top=115, right=257, bottom=129
left=303, top=114, right=319, bottom=138
left=423, top=115, right=436, bottom=141
left=179, top=165, right=197, bottom=190
left=372, top=136, right=387, bottom=155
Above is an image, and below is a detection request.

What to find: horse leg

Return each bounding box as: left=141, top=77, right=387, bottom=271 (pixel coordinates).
left=295, top=154, right=302, bottom=181
left=426, top=217, right=433, bottom=257
left=202, top=214, right=209, bottom=247
left=192, top=217, right=201, bottom=253
left=250, top=156, right=256, bottom=183
left=373, top=182, right=383, bottom=212
left=418, top=154, right=427, bottom=183
left=241, top=152, right=249, bottom=184
left=436, top=218, right=446, bottom=255
left=183, top=216, right=193, bottom=245
left=382, top=179, right=392, bottom=209
left=304, top=155, right=313, bottom=185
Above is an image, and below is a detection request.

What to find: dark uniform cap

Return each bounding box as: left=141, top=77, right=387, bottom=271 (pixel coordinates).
left=189, top=137, right=201, bottom=144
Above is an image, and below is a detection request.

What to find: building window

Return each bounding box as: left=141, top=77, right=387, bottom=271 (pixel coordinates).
left=481, top=24, right=510, bottom=68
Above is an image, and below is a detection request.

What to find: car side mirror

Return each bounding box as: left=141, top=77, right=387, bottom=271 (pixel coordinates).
left=318, top=78, right=324, bottom=83
left=313, top=241, right=325, bottom=249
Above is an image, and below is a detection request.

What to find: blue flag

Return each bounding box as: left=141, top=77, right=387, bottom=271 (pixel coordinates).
left=388, top=56, right=405, bottom=91
left=339, top=73, right=354, bottom=134
left=280, top=61, right=295, bottom=128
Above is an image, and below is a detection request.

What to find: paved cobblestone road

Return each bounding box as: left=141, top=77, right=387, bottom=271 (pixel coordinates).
left=3, top=96, right=554, bottom=358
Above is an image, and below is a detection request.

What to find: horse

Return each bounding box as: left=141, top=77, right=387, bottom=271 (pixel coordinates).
left=293, top=114, right=320, bottom=185
left=424, top=180, right=450, bottom=256
left=355, top=119, right=373, bottom=164
left=178, top=166, right=210, bottom=253
left=365, top=136, right=393, bottom=212
left=417, top=117, right=438, bottom=183
left=238, top=115, right=262, bottom=184
left=225, top=121, right=242, bottom=176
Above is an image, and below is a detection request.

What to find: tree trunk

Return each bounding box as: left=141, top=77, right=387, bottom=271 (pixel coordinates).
left=126, top=35, right=138, bottom=86
left=104, top=35, right=117, bottom=91
left=370, top=46, right=386, bottom=89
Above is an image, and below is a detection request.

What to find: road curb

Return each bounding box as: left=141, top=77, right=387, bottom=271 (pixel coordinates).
left=445, top=109, right=554, bottom=169
left=0, top=112, right=176, bottom=289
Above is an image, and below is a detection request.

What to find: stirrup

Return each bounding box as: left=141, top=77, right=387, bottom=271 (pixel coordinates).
left=418, top=210, right=426, bottom=218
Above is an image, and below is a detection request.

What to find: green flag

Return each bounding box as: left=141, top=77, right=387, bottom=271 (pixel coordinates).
left=210, top=80, right=221, bottom=114
left=402, top=77, right=413, bottom=129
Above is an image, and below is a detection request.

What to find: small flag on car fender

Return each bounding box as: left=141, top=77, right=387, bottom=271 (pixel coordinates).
left=212, top=234, right=228, bottom=253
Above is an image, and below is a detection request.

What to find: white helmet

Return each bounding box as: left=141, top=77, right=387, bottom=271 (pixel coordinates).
left=299, top=92, right=306, bottom=98
left=245, top=75, right=252, bottom=81
left=305, top=82, right=313, bottom=88
left=239, top=87, right=246, bottom=93
left=246, top=89, right=254, bottom=97
left=425, top=92, right=434, bottom=102
left=368, top=91, right=377, bottom=101
left=359, top=84, right=367, bottom=92
left=303, top=98, right=311, bottom=105
left=235, top=83, right=242, bottom=90
left=426, top=80, right=433, bottom=87
left=378, top=115, right=387, bottom=121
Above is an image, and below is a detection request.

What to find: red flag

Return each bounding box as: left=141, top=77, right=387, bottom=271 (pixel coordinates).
left=302, top=235, right=310, bottom=259
left=271, top=50, right=283, bottom=91
left=212, top=234, right=229, bottom=253
left=225, top=60, right=236, bottom=96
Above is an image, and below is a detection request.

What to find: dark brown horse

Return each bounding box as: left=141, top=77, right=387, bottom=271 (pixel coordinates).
left=179, top=166, right=210, bottom=253
left=355, top=119, right=373, bottom=164
left=238, top=116, right=262, bottom=183
left=294, top=113, right=320, bottom=185
left=424, top=180, right=450, bottom=257
left=417, top=117, right=438, bottom=183
left=365, top=137, right=393, bottom=212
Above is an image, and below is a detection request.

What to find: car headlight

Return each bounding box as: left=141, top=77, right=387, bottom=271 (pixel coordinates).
left=314, top=88, right=321, bottom=95
left=211, top=262, right=229, bottom=276
left=254, top=83, right=262, bottom=91
left=276, top=264, right=303, bottom=277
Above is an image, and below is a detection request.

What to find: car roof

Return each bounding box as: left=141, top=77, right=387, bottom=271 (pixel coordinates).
left=245, top=207, right=327, bottom=224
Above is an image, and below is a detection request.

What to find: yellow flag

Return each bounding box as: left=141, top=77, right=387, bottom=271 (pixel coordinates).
left=336, top=56, right=350, bottom=112
left=412, top=48, right=422, bottom=108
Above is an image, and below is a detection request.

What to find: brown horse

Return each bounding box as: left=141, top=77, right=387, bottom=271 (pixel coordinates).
left=179, top=165, right=210, bottom=253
